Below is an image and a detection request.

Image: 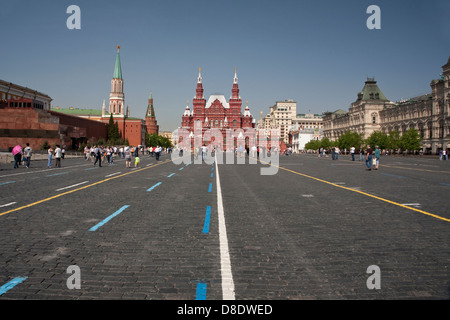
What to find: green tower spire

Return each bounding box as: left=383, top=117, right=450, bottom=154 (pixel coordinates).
left=147, top=91, right=155, bottom=117
left=113, top=45, right=122, bottom=79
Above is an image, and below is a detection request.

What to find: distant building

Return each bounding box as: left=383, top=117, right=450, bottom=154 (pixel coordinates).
left=0, top=79, right=107, bottom=151
left=290, top=128, right=323, bottom=153
left=322, top=57, right=450, bottom=154
left=323, top=78, right=394, bottom=141
left=180, top=68, right=255, bottom=150
left=263, top=100, right=297, bottom=145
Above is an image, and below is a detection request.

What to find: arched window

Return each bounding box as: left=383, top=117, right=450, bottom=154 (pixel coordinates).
left=233, top=120, right=237, bottom=127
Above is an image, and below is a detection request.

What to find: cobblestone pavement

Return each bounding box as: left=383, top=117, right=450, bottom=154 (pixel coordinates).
left=0, top=152, right=449, bottom=301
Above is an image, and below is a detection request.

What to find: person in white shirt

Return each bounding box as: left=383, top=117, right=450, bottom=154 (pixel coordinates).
left=350, top=146, right=355, bottom=161
left=24, top=143, right=32, bottom=168
left=54, top=145, right=62, bottom=168
left=201, top=145, right=207, bottom=161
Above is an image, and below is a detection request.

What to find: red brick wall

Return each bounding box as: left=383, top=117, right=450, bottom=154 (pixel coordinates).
left=0, top=108, right=60, bottom=151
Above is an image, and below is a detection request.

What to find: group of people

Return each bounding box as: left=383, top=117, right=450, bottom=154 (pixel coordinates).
left=83, top=145, right=165, bottom=168
left=317, top=145, right=381, bottom=170
left=12, top=143, right=33, bottom=169
left=47, top=145, right=64, bottom=168
left=359, top=145, right=381, bottom=171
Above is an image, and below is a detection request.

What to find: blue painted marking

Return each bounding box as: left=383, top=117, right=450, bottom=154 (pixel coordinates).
left=381, top=173, right=405, bottom=179
left=211, top=173, right=214, bottom=178
left=211, top=167, right=214, bottom=171
left=0, top=181, right=15, bottom=186
left=195, top=283, right=207, bottom=300
left=203, top=206, right=211, bottom=234
left=85, top=167, right=98, bottom=170
left=167, top=173, right=175, bottom=178
left=440, top=183, right=450, bottom=186
left=147, top=182, right=162, bottom=192
left=179, top=167, right=184, bottom=171
left=208, top=183, right=212, bottom=193
left=0, top=277, right=27, bottom=296
left=89, top=205, right=130, bottom=231
left=46, top=172, right=68, bottom=177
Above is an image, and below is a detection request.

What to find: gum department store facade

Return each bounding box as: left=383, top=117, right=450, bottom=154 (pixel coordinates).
left=323, top=57, right=450, bottom=154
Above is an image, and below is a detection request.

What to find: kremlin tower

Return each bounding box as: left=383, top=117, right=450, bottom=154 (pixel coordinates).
left=145, top=92, right=159, bottom=135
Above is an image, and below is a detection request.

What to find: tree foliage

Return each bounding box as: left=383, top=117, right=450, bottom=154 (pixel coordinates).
left=399, top=128, right=421, bottom=152
left=366, top=131, right=389, bottom=150
left=145, top=133, right=173, bottom=149
left=107, top=114, right=123, bottom=145
left=337, top=131, right=364, bottom=150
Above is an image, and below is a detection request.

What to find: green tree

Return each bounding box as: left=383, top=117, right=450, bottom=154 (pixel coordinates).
left=337, top=130, right=364, bottom=150
left=387, top=130, right=400, bottom=151
left=399, top=128, right=421, bottom=153
left=366, top=131, right=389, bottom=150
left=145, top=133, right=173, bottom=149
left=320, top=137, right=332, bottom=149
left=107, top=114, right=122, bottom=145
left=305, top=139, right=321, bottom=151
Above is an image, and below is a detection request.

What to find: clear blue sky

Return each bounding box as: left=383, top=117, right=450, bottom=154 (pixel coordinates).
left=1, top=0, right=449, bottom=131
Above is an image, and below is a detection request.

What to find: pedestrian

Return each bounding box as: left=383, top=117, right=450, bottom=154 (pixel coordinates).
left=13, top=146, right=22, bottom=169
left=47, top=146, right=54, bottom=168
left=61, top=147, right=65, bottom=159
left=350, top=146, right=355, bottom=161
left=374, top=145, right=381, bottom=170
left=84, top=146, right=89, bottom=160
left=94, top=145, right=102, bottom=167
left=202, top=144, right=207, bottom=161
left=24, top=143, right=32, bottom=168
left=124, top=146, right=131, bottom=168
left=106, top=147, right=111, bottom=164
left=359, top=146, right=364, bottom=161
left=135, top=155, right=140, bottom=167
left=444, top=149, right=448, bottom=161
left=54, top=144, right=62, bottom=168
left=365, top=145, right=373, bottom=171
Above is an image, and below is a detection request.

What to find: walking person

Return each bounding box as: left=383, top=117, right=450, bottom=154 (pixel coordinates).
left=374, top=145, right=381, bottom=170
left=24, top=143, right=32, bottom=168
left=124, top=146, right=132, bottom=168
left=350, top=146, right=355, bottom=161
left=94, top=145, right=102, bottom=167
left=365, top=145, right=373, bottom=171
left=359, top=146, right=364, bottom=161
left=47, top=146, right=54, bottom=168
left=13, top=145, right=22, bottom=169
left=54, top=145, right=62, bottom=168
left=135, top=155, right=140, bottom=167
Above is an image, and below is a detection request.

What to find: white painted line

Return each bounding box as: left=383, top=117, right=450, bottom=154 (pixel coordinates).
left=215, top=156, right=235, bottom=300
left=0, top=202, right=16, bottom=208
left=105, top=172, right=122, bottom=178
left=56, top=181, right=89, bottom=191
left=402, top=203, right=421, bottom=207
left=301, top=194, right=314, bottom=198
